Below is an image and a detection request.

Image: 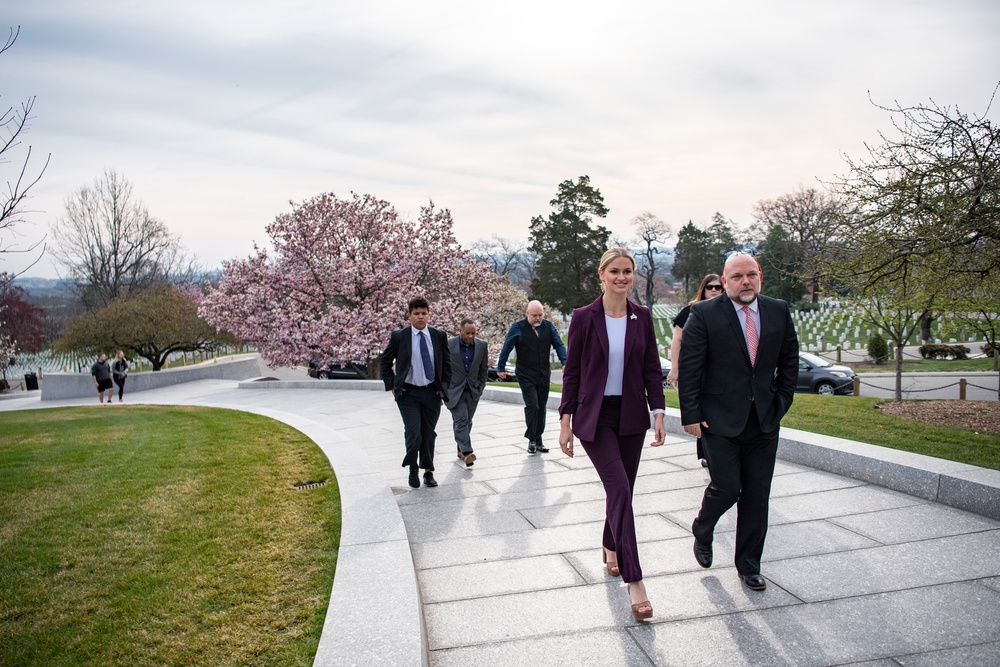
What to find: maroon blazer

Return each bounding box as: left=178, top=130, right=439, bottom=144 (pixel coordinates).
left=558, top=297, right=666, bottom=442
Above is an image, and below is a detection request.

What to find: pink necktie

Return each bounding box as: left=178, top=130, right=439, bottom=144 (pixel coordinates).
left=742, top=306, right=758, bottom=365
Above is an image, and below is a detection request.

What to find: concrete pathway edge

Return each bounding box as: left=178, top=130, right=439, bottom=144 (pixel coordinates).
left=190, top=398, right=427, bottom=667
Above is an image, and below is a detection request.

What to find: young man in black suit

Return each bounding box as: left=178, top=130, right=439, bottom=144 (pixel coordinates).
left=678, top=251, right=799, bottom=591
left=381, top=296, right=452, bottom=489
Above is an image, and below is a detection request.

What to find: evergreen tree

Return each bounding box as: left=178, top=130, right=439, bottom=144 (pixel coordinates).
left=528, top=176, right=610, bottom=314
left=756, top=224, right=806, bottom=303
left=671, top=213, right=737, bottom=300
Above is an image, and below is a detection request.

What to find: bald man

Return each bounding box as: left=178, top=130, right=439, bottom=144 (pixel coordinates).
left=678, top=251, right=799, bottom=591
left=497, top=300, right=567, bottom=453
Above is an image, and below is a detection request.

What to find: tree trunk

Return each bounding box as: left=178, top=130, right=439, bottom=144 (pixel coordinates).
left=919, top=312, right=933, bottom=343
left=894, top=343, right=904, bottom=402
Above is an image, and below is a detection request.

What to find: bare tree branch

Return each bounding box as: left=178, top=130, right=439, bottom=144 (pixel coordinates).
left=0, top=26, right=50, bottom=283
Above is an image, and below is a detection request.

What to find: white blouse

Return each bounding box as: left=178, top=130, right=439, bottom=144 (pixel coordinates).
left=604, top=314, right=627, bottom=395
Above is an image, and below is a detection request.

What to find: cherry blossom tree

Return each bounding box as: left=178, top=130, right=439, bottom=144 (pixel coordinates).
left=0, top=272, right=45, bottom=353
left=199, top=192, right=494, bottom=375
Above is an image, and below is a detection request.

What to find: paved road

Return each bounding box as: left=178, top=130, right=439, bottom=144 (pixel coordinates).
left=855, top=372, right=998, bottom=401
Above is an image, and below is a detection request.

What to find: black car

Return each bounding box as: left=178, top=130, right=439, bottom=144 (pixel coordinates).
left=796, top=352, right=855, bottom=395
left=308, top=360, right=368, bottom=380
left=487, top=366, right=517, bottom=382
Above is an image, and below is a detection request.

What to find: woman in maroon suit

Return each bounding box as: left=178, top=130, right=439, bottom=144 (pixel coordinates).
left=558, top=247, right=666, bottom=621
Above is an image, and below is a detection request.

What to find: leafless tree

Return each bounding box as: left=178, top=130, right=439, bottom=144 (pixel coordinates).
left=751, top=186, right=843, bottom=301
left=1, top=26, right=50, bottom=287
left=469, top=234, right=535, bottom=288
left=630, top=211, right=673, bottom=307
left=50, top=169, right=192, bottom=311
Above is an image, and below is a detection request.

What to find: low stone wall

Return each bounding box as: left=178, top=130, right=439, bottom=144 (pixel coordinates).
left=41, top=356, right=263, bottom=401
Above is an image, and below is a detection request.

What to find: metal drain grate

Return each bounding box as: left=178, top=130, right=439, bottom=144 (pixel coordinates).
left=293, top=480, right=329, bottom=490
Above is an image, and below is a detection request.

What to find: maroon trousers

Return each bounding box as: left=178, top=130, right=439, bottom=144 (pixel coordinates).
left=580, top=396, right=646, bottom=583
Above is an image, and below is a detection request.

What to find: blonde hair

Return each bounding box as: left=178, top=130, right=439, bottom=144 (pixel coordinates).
left=599, top=247, right=635, bottom=272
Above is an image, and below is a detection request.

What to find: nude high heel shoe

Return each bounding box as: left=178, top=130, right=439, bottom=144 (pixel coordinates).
left=601, top=547, right=620, bottom=577
left=628, top=582, right=653, bottom=621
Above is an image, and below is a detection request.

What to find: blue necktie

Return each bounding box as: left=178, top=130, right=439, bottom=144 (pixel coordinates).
left=419, top=330, right=434, bottom=382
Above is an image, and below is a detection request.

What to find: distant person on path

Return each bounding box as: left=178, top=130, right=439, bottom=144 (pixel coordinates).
left=679, top=251, right=799, bottom=592
left=91, top=353, right=113, bottom=405
left=559, top=247, right=666, bottom=621
left=381, top=296, right=452, bottom=489
left=668, top=273, right=723, bottom=467
left=444, top=319, right=489, bottom=467
left=112, top=350, right=129, bottom=403
left=497, top=300, right=567, bottom=454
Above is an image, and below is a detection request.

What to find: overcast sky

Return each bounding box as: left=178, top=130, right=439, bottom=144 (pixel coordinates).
left=3, top=0, right=998, bottom=279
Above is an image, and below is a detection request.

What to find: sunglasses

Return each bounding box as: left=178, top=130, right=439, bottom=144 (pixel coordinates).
left=704, top=284, right=723, bottom=291
left=724, top=248, right=757, bottom=258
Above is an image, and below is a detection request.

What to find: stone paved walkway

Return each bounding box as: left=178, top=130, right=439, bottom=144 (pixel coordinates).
left=2, top=377, right=999, bottom=666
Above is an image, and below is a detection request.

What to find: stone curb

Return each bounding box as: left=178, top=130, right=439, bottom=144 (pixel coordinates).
left=191, top=398, right=426, bottom=667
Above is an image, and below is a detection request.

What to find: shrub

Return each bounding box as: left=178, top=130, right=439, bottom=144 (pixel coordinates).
left=867, top=333, right=889, bottom=364
left=918, top=344, right=970, bottom=360
left=0, top=378, right=8, bottom=392
left=984, top=342, right=997, bottom=357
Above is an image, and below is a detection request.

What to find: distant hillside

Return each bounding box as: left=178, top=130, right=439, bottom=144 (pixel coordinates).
left=11, top=277, right=75, bottom=299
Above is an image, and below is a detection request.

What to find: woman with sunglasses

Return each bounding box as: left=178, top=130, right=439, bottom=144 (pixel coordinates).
left=667, top=273, right=723, bottom=466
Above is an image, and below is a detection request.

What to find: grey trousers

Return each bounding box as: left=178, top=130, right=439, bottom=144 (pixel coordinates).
left=449, top=387, right=481, bottom=454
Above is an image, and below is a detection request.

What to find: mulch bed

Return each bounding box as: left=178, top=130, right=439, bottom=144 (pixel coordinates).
left=875, top=400, right=1000, bottom=434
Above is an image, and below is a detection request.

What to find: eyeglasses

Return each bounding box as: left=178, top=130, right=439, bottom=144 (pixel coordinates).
left=704, top=284, right=723, bottom=291
left=725, top=248, right=757, bottom=258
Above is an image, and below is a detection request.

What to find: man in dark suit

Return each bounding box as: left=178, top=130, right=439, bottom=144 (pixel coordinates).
left=444, top=319, right=489, bottom=467
left=497, top=300, right=567, bottom=453
left=678, top=251, right=799, bottom=591
left=381, top=296, right=452, bottom=489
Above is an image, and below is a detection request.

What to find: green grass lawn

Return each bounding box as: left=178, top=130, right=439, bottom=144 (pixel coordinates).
left=0, top=406, right=340, bottom=667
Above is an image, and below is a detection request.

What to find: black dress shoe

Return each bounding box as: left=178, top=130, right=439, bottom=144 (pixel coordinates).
left=423, top=471, right=438, bottom=487
left=693, top=538, right=713, bottom=568
left=408, top=467, right=420, bottom=489
left=739, top=573, right=767, bottom=591
left=534, top=440, right=549, bottom=453
left=527, top=440, right=536, bottom=454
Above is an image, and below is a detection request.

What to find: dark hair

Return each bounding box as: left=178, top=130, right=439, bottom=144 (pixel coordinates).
left=690, top=274, right=721, bottom=304
left=459, top=318, right=475, bottom=328
left=408, top=296, right=430, bottom=313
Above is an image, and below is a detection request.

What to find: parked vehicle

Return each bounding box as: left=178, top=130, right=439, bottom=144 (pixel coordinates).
left=487, top=366, right=517, bottom=382
left=308, top=359, right=368, bottom=380
left=796, top=352, right=855, bottom=395
left=660, top=357, right=671, bottom=389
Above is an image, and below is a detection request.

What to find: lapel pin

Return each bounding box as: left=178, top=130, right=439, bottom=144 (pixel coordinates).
left=630, top=313, right=637, bottom=320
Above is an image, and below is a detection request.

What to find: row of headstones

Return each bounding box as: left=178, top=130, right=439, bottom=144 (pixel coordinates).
left=7, top=348, right=234, bottom=376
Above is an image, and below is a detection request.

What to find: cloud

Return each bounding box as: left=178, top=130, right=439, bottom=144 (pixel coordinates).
left=2, top=0, right=998, bottom=279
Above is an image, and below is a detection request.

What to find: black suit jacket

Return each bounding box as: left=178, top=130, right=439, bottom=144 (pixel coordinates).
left=380, top=325, right=452, bottom=395
left=678, top=294, right=799, bottom=437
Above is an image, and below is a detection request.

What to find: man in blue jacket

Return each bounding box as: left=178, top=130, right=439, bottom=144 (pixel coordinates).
left=497, top=300, right=567, bottom=454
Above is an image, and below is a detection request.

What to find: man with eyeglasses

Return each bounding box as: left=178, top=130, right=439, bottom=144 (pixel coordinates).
left=677, top=250, right=799, bottom=591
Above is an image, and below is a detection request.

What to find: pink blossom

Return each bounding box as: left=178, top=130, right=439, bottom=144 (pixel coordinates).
left=199, top=193, right=494, bottom=372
